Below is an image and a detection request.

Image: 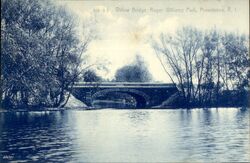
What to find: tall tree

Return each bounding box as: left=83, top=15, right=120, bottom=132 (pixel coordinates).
left=153, top=27, right=203, bottom=106
left=153, top=27, right=249, bottom=107
left=1, top=0, right=91, bottom=108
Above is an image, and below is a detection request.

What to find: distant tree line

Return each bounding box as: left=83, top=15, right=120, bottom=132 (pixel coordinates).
left=153, top=27, right=249, bottom=107
left=1, top=0, right=91, bottom=109
left=115, top=55, right=152, bottom=82
left=80, top=55, right=152, bottom=83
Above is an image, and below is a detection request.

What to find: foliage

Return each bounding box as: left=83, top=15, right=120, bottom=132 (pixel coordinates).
left=154, top=27, right=249, bottom=107
left=1, top=0, right=90, bottom=109
left=115, top=55, right=152, bottom=82
left=82, top=70, right=102, bottom=82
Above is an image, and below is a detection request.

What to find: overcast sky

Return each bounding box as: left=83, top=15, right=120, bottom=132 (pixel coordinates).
left=57, top=0, right=249, bottom=82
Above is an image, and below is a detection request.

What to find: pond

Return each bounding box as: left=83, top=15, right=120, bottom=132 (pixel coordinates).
left=0, top=108, right=249, bottom=162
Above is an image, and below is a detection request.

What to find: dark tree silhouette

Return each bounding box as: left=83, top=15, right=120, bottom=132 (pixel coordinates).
left=115, top=55, right=152, bottom=82
left=82, top=70, right=102, bottom=82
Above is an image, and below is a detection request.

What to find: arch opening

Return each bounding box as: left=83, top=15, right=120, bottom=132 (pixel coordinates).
left=125, top=92, right=147, bottom=108
left=91, top=89, right=150, bottom=108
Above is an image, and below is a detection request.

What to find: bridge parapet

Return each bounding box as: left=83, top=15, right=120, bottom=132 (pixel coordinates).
left=73, top=82, right=177, bottom=88
left=72, top=82, right=179, bottom=108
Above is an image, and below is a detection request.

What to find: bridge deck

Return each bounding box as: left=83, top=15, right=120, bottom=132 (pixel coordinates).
left=73, top=82, right=176, bottom=88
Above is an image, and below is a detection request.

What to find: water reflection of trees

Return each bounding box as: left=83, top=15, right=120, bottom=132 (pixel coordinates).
left=0, top=111, right=75, bottom=162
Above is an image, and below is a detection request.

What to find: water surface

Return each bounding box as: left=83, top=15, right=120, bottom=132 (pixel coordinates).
left=0, top=108, right=249, bottom=162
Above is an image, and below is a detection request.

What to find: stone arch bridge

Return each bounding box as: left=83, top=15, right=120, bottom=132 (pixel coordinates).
left=72, top=82, right=179, bottom=108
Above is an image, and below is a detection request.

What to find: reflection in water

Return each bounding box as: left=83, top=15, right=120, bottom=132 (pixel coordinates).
left=126, top=110, right=150, bottom=126
left=0, top=108, right=249, bottom=162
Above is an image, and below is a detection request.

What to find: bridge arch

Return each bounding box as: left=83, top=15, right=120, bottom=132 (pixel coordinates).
left=91, top=88, right=151, bottom=108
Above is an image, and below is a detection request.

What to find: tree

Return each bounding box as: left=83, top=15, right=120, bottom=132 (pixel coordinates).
left=221, top=33, right=249, bottom=90
left=1, top=0, right=91, bottom=108
left=153, top=27, right=203, bottom=106
left=82, top=70, right=102, bottom=82
left=153, top=26, right=249, bottom=107
left=115, top=55, right=152, bottom=82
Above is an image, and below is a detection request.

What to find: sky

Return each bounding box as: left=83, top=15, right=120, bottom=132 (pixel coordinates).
left=57, top=0, right=249, bottom=82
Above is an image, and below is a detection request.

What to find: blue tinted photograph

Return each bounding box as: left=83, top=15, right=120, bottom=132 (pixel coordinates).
left=1, top=0, right=249, bottom=162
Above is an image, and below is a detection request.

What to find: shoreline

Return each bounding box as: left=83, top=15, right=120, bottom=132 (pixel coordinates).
left=0, top=106, right=248, bottom=113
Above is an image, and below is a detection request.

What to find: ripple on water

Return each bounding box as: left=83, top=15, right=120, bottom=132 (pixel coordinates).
left=0, top=108, right=249, bottom=162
